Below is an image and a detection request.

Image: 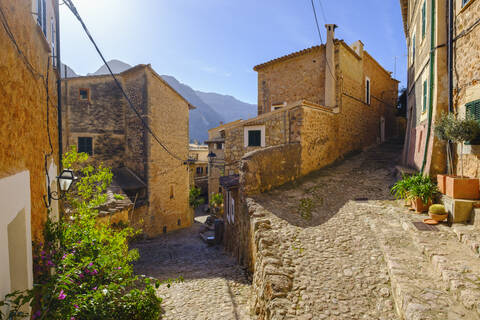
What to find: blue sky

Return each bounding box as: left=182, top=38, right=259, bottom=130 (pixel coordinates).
left=60, top=0, right=407, bottom=105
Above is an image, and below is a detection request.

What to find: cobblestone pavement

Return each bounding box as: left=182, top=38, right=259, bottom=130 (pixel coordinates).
left=252, top=143, right=403, bottom=319
left=132, top=223, right=253, bottom=320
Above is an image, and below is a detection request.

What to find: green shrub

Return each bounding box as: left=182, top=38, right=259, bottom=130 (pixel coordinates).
left=189, top=187, right=205, bottom=209
left=391, top=173, right=439, bottom=204
left=0, top=147, right=163, bottom=320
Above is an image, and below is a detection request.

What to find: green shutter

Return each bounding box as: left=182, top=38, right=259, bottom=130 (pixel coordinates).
left=422, top=81, right=427, bottom=113
left=422, top=2, right=426, bottom=38
left=466, top=100, right=480, bottom=145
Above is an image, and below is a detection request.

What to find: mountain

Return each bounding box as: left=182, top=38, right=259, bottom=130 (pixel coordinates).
left=195, top=91, right=257, bottom=123
left=88, top=59, right=132, bottom=76
left=161, top=75, right=224, bottom=143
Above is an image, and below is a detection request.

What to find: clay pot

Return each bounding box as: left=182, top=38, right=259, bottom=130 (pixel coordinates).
left=404, top=199, right=412, bottom=207
left=445, top=176, right=480, bottom=200
left=437, top=174, right=451, bottom=195
left=429, top=212, right=448, bottom=222
left=411, top=198, right=432, bottom=213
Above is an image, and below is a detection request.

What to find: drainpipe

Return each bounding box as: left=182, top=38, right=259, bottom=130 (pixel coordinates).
left=420, top=0, right=436, bottom=174
left=325, top=24, right=337, bottom=108
left=55, top=0, right=62, bottom=169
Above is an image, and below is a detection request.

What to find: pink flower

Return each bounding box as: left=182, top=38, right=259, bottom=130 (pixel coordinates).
left=58, top=289, right=66, bottom=300
left=88, top=262, right=93, bottom=267
left=117, top=267, right=122, bottom=270
left=92, top=286, right=97, bottom=290
left=32, top=311, right=41, bottom=319
left=74, top=304, right=79, bottom=309
left=92, top=269, right=98, bottom=275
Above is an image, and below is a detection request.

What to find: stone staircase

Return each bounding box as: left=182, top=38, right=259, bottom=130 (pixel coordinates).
left=361, top=201, right=480, bottom=319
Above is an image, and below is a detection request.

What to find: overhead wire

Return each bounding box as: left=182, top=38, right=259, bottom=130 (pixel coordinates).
left=310, top=0, right=336, bottom=80
left=62, top=0, right=186, bottom=163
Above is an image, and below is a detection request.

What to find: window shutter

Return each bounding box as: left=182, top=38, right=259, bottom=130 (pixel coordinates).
left=466, top=100, right=480, bottom=145
left=42, top=0, right=46, bottom=35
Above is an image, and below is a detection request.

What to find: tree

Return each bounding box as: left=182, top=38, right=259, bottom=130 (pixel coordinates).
left=189, top=187, right=205, bottom=209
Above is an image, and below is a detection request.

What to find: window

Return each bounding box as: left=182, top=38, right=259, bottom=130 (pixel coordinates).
left=177, top=219, right=181, bottom=226
left=422, top=80, right=428, bottom=113
left=462, top=0, right=472, bottom=7
left=365, top=77, right=371, bottom=105
left=248, top=130, right=262, bottom=146
left=219, top=187, right=222, bottom=193
left=421, top=1, right=426, bottom=39
left=170, top=185, right=174, bottom=199
left=78, top=137, right=93, bottom=155
left=206, top=166, right=208, bottom=174
left=79, top=89, right=89, bottom=100
left=244, top=126, right=265, bottom=147
left=216, top=143, right=223, bottom=150
left=196, top=167, right=203, bottom=174
left=37, top=0, right=47, bottom=36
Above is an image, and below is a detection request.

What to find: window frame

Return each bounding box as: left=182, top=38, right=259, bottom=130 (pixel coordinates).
left=244, top=126, right=265, bottom=148
left=79, top=88, right=90, bottom=101
left=36, top=0, right=47, bottom=36
left=77, top=137, right=93, bottom=156
left=216, top=142, right=223, bottom=150
left=465, top=99, right=480, bottom=145
left=422, top=80, right=428, bottom=113
left=462, top=0, right=472, bottom=7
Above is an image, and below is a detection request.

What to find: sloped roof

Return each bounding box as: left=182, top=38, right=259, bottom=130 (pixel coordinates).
left=253, top=45, right=324, bottom=71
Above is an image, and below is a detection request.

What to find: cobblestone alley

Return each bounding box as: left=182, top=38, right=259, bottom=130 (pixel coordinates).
left=133, top=142, right=480, bottom=319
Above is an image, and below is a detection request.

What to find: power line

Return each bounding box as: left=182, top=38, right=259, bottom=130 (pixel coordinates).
left=62, top=0, right=186, bottom=163
left=310, top=0, right=336, bottom=81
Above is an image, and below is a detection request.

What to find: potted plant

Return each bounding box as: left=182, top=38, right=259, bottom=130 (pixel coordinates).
left=391, top=174, right=413, bottom=206
left=407, top=173, right=438, bottom=213
left=428, top=204, right=448, bottom=222
left=443, top=114, right=480, bottom=199
left=434, top=114, right=455, bottom=194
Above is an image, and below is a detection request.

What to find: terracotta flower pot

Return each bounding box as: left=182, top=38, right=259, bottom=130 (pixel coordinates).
left=411, top=198, right=432, bottom=213
left=437, top=174, right=451, bottom=195
left=445, top=176, right=480, bottom=200
left=429, top=212, right=448, bottom=222
left=404, top=199, right=411, bottom=207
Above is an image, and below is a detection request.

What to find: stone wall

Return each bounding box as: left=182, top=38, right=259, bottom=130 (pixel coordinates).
left=241, top=143, right=302, bottom=196
left=0, top=0, right=59, bottom=240
left=453, top=0, right=480, bottom=177
left=146, top=69, right=192, bottom=235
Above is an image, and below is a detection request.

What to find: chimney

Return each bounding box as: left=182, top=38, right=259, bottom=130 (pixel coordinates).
left=351, top=40, right=364, bottom=58
left=325, top=24, right=337, bottom=108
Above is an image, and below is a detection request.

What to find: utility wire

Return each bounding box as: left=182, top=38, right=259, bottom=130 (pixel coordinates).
left=63, top=0, right=186, bottom=162
left=310, top=0, right=336, bottom=80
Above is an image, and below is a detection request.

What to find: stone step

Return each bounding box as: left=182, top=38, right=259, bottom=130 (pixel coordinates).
left=451, top=224, right=480, bottom=258
left=383, top=202, right=480, bottom=318
left=363, top=212, right=474, bottom=319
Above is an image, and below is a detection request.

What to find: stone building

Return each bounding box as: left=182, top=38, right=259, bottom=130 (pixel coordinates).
left=400, top=0, right=480, bottom=176
left=188, top=143, right=209, bottom=197
left=62, top=64, right=195, bottom=237
left=0, top=0, right=60, bottom=306
left=211, top=24, right=399, bottom=268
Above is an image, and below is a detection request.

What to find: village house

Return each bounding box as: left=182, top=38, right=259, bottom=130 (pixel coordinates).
left=400, top=0, right=480, bottom=176
left=209, top=24, right=400, bottom=264
left=0, top=0, right=61, bottom=305
left=188, top=143, right=209, bottom=197
left=61, top=64, right=195, bottom=237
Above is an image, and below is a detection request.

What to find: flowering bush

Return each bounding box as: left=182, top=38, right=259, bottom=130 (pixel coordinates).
left=0, top=147, right=162, bottom=320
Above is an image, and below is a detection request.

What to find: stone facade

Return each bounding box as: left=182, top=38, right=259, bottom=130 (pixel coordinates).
left=400, top=0, right=480, bottom=176
left=451, top=0, right=480, bottom=177
left=62, top=65, right=193, bottom=237
left=0, top=0, right=60, bottom=305
left=188, top=144, right=208, bottom=196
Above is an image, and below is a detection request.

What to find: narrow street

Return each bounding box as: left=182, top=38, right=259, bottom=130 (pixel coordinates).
left=132, top=222, right=253, bottom=320
left=133, top=142, right=480, bottom=319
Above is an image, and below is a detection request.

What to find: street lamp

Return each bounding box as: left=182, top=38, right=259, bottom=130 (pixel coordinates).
left=207, top=151, right=217, bottom=164
left=48, top=169, right=76, bottom=204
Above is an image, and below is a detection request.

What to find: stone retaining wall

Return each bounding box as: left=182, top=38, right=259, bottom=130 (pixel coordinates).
left=245, top=198, right=294, bottom=320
